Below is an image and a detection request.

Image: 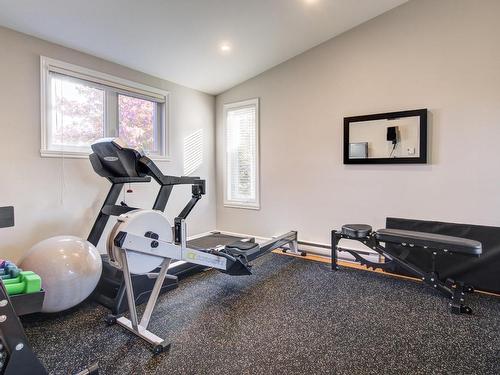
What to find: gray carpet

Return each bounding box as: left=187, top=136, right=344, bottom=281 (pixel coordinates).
left=22, top=254, right=500, bottom=375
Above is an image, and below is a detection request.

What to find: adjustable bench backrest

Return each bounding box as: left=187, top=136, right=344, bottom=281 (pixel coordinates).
left=386, top=217, right=500, bottom=294
left=376, top=228, right=482, bottom=256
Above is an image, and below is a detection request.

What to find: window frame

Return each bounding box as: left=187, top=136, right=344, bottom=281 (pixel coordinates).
left=223, top=98, right=260, bottom=210
left=40, top=56, right=170, bottom=160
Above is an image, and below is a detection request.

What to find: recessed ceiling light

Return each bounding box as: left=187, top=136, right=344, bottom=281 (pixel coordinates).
left=220, top=42, right=231, bottom=53
left=304, top=0, right=319, bottom=4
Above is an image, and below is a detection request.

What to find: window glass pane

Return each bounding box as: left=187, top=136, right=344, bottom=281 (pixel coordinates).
left=118, top=94, right=157, bottom=152
left=43, top=59, right=168, bottom=158
left=49, top=73, right=104, bottom=149
left=226, top=105, right=257, bottom=203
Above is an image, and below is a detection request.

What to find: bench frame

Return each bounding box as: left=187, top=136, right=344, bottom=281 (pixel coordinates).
left=331, top=228, right=476, bottom=314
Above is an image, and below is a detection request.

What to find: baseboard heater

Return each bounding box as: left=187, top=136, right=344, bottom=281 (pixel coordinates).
left=297, top=239, right=379, bottom=263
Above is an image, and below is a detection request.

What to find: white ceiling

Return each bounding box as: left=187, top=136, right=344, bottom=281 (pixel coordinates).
left=0, top=0, right=407, bottom=94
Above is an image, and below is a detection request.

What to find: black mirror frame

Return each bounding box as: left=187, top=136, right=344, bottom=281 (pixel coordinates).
left=344, top=108, right=428, bottom=164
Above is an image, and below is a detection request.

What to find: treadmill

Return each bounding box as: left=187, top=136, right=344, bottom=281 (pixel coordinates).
left=88, top=138, right=242, bottom=315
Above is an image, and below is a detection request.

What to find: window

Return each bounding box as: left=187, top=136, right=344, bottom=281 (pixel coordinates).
left=223, top=98, right=260, bottom=209
left=40, top=56, right=169, bottom=159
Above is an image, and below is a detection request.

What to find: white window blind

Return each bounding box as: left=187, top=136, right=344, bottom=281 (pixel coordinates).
left=224, top=99, right=260, bottom=209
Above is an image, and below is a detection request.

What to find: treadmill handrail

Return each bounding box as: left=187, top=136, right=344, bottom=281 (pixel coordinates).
left=138, top=155, right=204, bottom=187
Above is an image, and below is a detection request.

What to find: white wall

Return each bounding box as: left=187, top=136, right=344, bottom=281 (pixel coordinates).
left=215, top=0, right=500, bottom=247
left=0, top=26, right=216, bottom=262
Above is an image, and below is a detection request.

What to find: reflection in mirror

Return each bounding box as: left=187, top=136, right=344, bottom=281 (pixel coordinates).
left=349, top=116, right=420, bottom=159
left=344, top=109, right=427, bottom=164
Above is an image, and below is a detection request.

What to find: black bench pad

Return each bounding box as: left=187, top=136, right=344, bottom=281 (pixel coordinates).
left=376, top=229, right=482, bottom=256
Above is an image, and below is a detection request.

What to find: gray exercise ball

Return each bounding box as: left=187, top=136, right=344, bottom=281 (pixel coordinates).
left=20, top=236, right=102, bottom=313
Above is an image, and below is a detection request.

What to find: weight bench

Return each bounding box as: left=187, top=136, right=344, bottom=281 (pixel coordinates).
left=331, top=224, right=482, bottom=314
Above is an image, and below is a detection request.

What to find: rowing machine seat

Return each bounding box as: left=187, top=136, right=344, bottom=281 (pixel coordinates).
left=224, top=241, right=260, bottom=258
left=341, top=224, right=372, bottom=239
left=376, top=229, right=482, bottom=256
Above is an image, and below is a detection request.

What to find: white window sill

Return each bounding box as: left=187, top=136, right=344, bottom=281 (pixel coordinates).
left=223, top=202, right=261, bottom=210
left=40, top=150, right=91, bottom=159
left=40, top=149, right=171, bottom=162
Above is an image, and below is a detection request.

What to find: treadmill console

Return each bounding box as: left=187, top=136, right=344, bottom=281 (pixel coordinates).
left=90, top=138, right=146, bottom=178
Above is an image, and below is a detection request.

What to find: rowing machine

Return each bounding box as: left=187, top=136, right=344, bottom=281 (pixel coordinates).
left=105, top=209, right=299, bottom=353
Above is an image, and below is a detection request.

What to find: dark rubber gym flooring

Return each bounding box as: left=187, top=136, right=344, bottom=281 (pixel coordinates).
left=22, top=253, right=500, bottom=375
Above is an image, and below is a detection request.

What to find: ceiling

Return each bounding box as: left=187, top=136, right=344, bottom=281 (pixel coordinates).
left=0, top=0, right=407, bottom=94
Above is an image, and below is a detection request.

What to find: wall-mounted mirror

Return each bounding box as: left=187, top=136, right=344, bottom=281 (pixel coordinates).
left=344, top=109, right=427, bottom=164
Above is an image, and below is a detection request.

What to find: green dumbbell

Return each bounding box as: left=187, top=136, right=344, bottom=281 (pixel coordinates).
left=3, top=271, right=42, bottom=295
left=0, top=263, right=21, bottom=280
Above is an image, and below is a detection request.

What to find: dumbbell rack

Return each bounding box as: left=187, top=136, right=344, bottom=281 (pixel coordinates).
left=0, top=206, right=47, bottom=374
left=8, top=290, right=45, bottom=317
left=1, top=264, right=45, bottom=317
left=0, top=280, right=47, bottom=375
left=0, top=206, right=99, bottom=375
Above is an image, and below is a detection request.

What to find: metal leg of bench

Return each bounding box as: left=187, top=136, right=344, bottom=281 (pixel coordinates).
left=331, top=231, right=340, bottom=270
left=449, top=281, right=473, bottom=314
left=382, top=246, right=476, bottom=314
